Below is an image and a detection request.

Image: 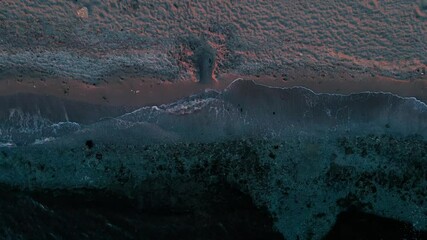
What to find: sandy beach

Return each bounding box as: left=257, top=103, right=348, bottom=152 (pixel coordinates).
left=0, top=0, right=425, bottom=108
left=1, top=1, right=427, bottom=239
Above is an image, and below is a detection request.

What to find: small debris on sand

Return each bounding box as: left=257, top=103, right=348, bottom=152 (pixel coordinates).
left=77, top=7, right=89, bottom=19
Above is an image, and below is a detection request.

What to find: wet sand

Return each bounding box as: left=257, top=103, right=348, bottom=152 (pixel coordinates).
left=0, top=66, right=426, bottom=110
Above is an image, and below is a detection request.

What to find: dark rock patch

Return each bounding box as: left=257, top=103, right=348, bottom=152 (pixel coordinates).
left=95, top=152, right=103, bottom=160
left=85, top=140, right=94, bottom=149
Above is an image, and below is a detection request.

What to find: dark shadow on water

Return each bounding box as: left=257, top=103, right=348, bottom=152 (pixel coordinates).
left=0, top=183, right=283, bottom=240
left=1, top=183, right=426, bottom=239
left=324, top=209, right=427, bottom=240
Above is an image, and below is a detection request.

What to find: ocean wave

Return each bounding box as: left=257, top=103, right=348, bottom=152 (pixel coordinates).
left=104, top=79, right=427, bottom=141
left=0, top=115, right=81, bottom=146
left=1, top=79, right=427, bottom=146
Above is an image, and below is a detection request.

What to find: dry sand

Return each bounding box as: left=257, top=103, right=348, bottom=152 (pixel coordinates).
left=0, top=0, right=426, bottom=107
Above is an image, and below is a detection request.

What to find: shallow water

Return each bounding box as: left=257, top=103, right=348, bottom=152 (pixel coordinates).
left=0, top=80, right=426, bottom=239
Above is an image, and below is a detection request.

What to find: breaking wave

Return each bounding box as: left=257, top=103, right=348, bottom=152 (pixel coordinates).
left=1, top=79, right=426, bottom=147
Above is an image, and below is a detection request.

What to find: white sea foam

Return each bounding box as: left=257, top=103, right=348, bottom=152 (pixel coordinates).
left=1, top=79, right=427, bottom=145
left=0, top=142, right=16, bottom=148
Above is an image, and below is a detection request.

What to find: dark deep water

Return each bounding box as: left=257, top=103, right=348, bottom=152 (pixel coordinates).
left=0, top=184, right=282, bottom=240
left=0, top=185, right=426, bottom=240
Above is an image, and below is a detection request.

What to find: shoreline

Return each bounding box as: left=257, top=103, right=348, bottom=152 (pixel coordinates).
left=0, top=68, right=426, bottom=108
